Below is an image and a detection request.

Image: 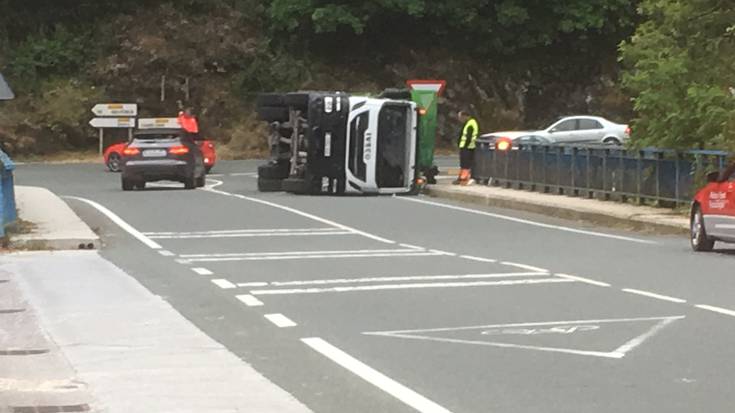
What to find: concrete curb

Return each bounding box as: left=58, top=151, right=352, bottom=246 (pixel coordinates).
left=424, top=184, right=690, bottom=235
left=11, top=186, right=100, bottom=250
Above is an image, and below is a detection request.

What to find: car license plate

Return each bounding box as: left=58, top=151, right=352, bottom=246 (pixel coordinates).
left=142, top=149, right=167, bottom=158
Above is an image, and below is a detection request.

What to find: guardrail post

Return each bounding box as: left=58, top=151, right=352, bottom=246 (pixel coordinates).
left=655, top=151, right=664, bottom=206
left=529, top=145, right=535, bottom=191
left=602, top=149, right=610, bottom=200
left=571, top=147, right=577, bottom=197
left=585, top=148, right=592, bottom=198
left=556, top=146, right=562, bottom=195
left=619, top=149, right=626, bottom=203
left=674, top=152, right=681, bottom=205
left=636, top=150, right=643, bottom=205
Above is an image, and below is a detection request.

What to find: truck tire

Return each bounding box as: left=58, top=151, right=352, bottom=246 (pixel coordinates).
left=258, top=162, right=290, bottom=180
left=257, top=177, right=282, bottom=192
left=257, top=93, right=285, bottom=108
left=282, top=177, right=319, bottom=195
left=284, top=93, right=310, bottom=111
left=257, top=106, right=289, bottom=122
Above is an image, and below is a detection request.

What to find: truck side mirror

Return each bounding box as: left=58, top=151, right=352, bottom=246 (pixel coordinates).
left=706, top=171, right=720, bottom=183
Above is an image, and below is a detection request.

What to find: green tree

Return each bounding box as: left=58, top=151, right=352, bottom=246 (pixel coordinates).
left=620, top=0, right=735, bottom=150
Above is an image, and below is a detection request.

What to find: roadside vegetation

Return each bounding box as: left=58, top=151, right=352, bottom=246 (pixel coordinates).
left=0, top=0, right=732, bottom=157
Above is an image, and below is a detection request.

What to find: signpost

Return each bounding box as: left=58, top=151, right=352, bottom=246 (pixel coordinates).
left=407, top=80, right=446, bottom=183
left=89, top=104, right=138, bottom=155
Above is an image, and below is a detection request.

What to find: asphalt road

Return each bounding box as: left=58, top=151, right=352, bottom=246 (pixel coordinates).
left=16, top=160, right=735, bottom=413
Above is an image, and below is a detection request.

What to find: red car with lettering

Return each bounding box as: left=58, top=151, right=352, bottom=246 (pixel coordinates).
left=104, top=138, right=216, bottom=173
left=690, top=163, right=735, bottom=251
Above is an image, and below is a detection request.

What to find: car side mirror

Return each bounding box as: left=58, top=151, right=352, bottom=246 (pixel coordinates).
left=706, top=171, right=720, bottom=183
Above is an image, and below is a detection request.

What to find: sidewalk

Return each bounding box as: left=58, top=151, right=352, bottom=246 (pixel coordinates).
left=1, top=251, right=312, bottom=413
left=425, top=181, right=689, bottom=234
left=12, top=186, right=100, bottom=250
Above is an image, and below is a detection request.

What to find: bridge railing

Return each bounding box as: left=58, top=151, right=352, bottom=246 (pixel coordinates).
left=473, top=140, right=730, bottom=207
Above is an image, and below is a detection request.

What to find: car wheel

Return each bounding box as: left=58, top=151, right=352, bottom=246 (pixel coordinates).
left=184, top=175, right=196, bottom=190
left=107, top=153, right=122, bottom=172
left=603, top=137, right=622, bottom=145
left=691, top=205, right=715, bottom=252
left=257, top=177, right=283, bottom=192
left=121, top=178, right=134, bottom=191
left=196, top=175, right=206, bottom=187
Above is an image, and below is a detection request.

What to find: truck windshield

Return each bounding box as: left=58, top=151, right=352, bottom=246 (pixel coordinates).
left=376, top=104, right=410, bottom=188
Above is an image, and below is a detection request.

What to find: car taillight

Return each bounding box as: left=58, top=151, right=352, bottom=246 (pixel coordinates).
left=169, top=145, right=190, bottom=155
left=122, top=147, right=140, bottom=156
left=495, top=137, right=512, bottom=152
left=625, top=126, right=631, bottom=136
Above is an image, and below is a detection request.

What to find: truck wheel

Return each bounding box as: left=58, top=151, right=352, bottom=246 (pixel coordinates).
left=258, top=162, right=290, bottom=179
left=257, top=106, right=289, bottom=122
left=691, top=205, right=715, bottom=252
left=257, top=93, right=285, bottom=108
left=285, top=93, right=309, bottom=111
left=257, top=177, right=283, bottom=192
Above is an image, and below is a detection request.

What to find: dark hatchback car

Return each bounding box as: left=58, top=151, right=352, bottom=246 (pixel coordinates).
left=121, top=129, right=207, bottom=191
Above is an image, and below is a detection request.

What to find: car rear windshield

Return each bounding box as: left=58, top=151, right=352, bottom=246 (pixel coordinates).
left=134, top=133, right=181, bottom=140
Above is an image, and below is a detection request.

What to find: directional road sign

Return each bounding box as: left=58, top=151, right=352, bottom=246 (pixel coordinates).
left=138, top=118, right=181, bottom=130
left=91, top=103, right=138, bottom=117
left=89, top=117, right=136, bottom=128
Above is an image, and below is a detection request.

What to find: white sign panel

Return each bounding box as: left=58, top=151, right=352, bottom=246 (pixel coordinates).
left=92, top=103, right=138, bottom=117
left=89, top=117, right=136, bottom=128
left=137, top=117, right=181, bottom=130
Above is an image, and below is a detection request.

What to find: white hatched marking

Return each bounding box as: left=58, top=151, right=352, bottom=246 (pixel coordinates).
left=264, top=313, right=297, bottom=328
left=158, top=250, right=175, bottom=257
left=302, top=338, right=453, bottom=413
left=556, top=273, right=611, bottom=287
left=192, top=267, right=213, bottom=276
left=237, top=272, right=545, bottom=288
left=211, top=279, right=237, bottom=289
left=236, top=294, right=264, bottom=307
left=500, top=261, right=549, bottom=273
left=459, top=255, right=498, bottom=263
left=251, top=278, right=573, bottom=295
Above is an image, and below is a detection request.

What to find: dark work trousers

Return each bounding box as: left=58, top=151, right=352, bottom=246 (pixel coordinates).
left=459, top=149, right=475, bottom=171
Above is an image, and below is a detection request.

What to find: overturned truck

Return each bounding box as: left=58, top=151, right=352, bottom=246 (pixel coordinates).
left=255, top=91, right=420, bottom=195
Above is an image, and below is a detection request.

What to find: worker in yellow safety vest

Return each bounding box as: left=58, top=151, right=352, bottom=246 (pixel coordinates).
left=454, top=110, right=479, bottom=185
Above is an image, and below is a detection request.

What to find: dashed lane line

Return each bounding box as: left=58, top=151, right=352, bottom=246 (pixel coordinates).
left=264, top=314, right=297, bottom=328
left=191, top=267, right=213, bottom=276
left=695, top=304, right=735, bottom=318
left=211, top=279, right=237, bottom=289
left=622, top=288, right=687, bottom=304
left=158, top=250, right=175, bottom=257
left=236, top=294, right=264, bottom=307
left=302, top=337, right=453, bottom=413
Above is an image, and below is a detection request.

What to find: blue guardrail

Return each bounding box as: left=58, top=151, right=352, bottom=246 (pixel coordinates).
left=0, top=149, right=17, bottom=237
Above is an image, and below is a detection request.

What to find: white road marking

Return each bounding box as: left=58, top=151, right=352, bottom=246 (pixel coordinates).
left=204, top=178, right=224, bottom=189
left=236, top=294, right=264, bottom=307
left=365, top=316, right=685, bottom=360
left=301, top=337, right=453, bottom=413
left=398, top=197, right=656, bottom=245
left=429, top=249, right=456, bottom=256
left=695, top=304, right=735, bottom=317
left=158, top=250, right=175, bottom=257
left=65, top=196, right=162, bottom=249
left=145, top=228, right=353, bottom=239
left=211, top=279, right=237, bottom=289
left=237, top=272, right=546, bottom=288
left=555, top=273, right=611, bottom=287
left=175, top=258, right=191, bottom=265
left=187, top=251, right=442, bottom=263
left=180, top=249, right=421, bottom=258
left=500, top=261, right=549, bottom=273
left=622, top=288, right=687, bottom=304
left=459, top=255, right=498, bottom=263
left=399, top=243, right=425, bottom=250
left=192, top=267, right=213, bottom=276
left=204, top=188, right=396, bottom=244
left=264, top=313, right=297, bottom=328
left=251, top=278, right=573, bottom=295
left=612, top=316, right=684, bottom=357
left=145, top=228, right=343, bottom=236
left=230, top=172, right=258, bottom=177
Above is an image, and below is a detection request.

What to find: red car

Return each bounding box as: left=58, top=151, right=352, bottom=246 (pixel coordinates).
left=690, top=162, right=735, bottom=251
left=105, top=138, right=216, bottom=173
